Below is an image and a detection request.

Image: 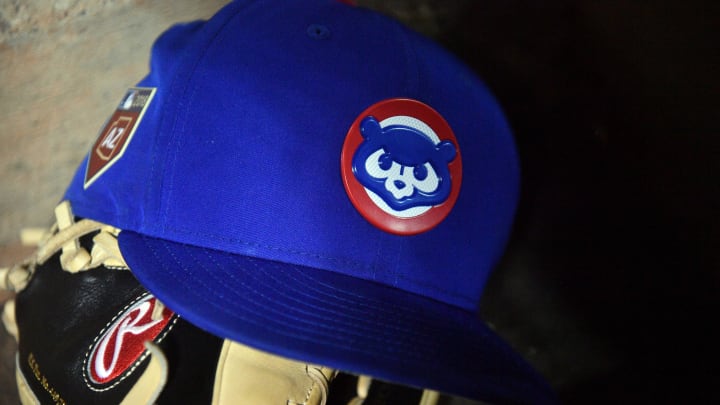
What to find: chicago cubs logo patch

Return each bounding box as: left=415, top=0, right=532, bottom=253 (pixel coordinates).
left=84, top=294, right=175, bottom=390
left=84, top=87, right=156, bottom=189
left=341, top=98, right=462, bottom=235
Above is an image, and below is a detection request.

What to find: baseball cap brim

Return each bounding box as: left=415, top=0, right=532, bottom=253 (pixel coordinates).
left=119, top=231, right=556, bottom=404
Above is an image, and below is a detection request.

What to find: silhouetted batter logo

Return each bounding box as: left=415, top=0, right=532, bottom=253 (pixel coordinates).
left=84, top=87, right=155, bottom=188
left=341, top=99, right=462, bottom=235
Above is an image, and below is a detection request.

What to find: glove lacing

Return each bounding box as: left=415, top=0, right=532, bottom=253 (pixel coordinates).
left=1, top=201, right=170, bottom=404
left=1, top=201, right=130, bottom=292
left=1, top=200, right=139, bottom=336
left=304, top=365, right=332, bottom=405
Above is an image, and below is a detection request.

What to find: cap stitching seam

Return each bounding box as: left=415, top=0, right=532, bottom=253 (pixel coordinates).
left=395, top=19, right=419, bottom=98
left=160, top=2, right=253, bottom=229
left=395, top=272, right=475, bottom=306
left=148, top=240, right=548, bottom=400
left=163, top=224, right=475, bottom=305
left=154, top=240, right=443, bottom=356
left=163, top=223, right=475, bottom=304
left=267, top=256, right=477, bottom=321
left=222, top=253, right=443, bottom=349
left=165, top=224, right=370, bottom=270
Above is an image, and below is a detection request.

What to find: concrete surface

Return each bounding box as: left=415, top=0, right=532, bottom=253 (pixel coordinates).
left=0, top=0, right=229, bottom=245
left=0, top=1, right=226, bottom=403
left=1, top=0, right=718, bottom=404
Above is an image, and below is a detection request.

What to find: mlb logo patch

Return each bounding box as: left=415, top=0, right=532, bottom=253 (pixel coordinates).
left=84, top=87, right=155, bottom=188
left=341, top=98, right=462, bottom=235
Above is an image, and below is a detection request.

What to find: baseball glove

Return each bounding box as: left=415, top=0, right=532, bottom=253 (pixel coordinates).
left=1, top=201, right=441, bottom=405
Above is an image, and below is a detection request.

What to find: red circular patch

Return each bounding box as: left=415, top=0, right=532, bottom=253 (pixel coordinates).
left=341, top=98, right=462, bottom=235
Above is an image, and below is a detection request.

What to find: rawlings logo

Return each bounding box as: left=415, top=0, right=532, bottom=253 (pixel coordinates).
left=86, top=294, right=175, bottom=388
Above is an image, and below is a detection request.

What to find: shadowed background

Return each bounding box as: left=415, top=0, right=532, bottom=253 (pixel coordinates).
left=1, top=0, right=718, bottom=403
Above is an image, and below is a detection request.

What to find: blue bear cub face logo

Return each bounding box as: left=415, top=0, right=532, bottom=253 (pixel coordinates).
left=352, top=116, right=457, bottom=212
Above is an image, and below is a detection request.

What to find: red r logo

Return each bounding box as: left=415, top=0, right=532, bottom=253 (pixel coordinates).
left=86, top=295, right=174, bottom=387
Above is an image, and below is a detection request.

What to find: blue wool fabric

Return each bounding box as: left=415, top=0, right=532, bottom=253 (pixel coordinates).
left=63, top=1, right=556, bottom=403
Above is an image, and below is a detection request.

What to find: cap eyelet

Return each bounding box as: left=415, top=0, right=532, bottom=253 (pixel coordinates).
left=307, top=24, right=331, bottom=40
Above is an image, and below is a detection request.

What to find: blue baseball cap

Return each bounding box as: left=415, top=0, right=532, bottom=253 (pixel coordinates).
left=63, top=0, right=555, bottom=403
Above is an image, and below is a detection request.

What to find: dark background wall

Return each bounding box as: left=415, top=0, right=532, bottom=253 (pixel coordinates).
left=391, top=1, right=718, bottom=403
left=2, top=1, right=717, bottom=403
